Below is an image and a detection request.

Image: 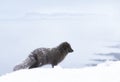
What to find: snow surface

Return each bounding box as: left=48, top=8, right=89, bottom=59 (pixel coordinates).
left=0, top=61, right=120, bottom=82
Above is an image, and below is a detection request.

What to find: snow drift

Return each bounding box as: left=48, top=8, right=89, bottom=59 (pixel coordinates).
left=0, top=61, right=120, bottom=82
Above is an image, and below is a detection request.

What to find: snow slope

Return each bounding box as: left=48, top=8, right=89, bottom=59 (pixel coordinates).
left=0, top=61, right=120, bottom=82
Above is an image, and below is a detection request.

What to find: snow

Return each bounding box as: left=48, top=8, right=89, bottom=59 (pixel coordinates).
left=0, top=61, right=120, bottom=82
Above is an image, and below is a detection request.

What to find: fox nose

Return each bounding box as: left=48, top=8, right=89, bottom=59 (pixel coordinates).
left=69, top=49, right=74, bottom=52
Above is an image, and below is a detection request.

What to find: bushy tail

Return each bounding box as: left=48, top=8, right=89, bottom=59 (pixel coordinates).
left=13, top=54, right=36, bottom=71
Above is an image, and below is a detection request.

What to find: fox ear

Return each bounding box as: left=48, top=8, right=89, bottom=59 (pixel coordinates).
left=62, top=41, right=68, bottom=45
left=62, top=42, right=68, bottom=50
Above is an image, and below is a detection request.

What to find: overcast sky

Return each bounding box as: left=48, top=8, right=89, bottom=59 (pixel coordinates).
left=0, top=0, right=119, bottom=19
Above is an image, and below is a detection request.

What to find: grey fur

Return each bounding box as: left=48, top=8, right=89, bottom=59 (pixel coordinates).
left=13, top=42, right=73, bottom=71
left=13, top=54, right=37, bottom=71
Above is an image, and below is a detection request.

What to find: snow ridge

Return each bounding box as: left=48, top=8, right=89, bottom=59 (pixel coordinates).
left=0, top=61, right=120, bottom=82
